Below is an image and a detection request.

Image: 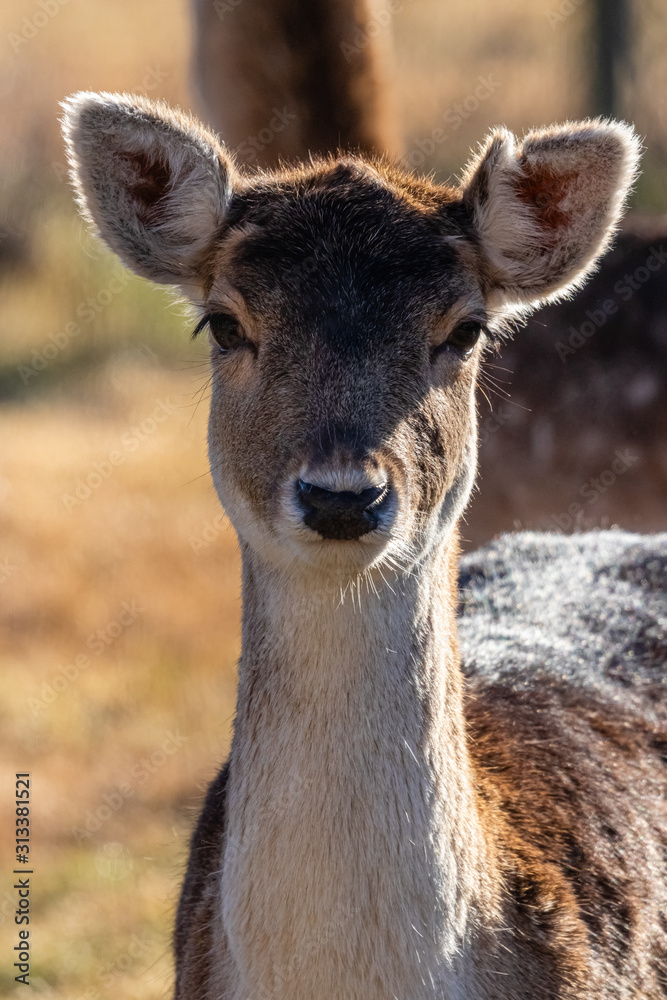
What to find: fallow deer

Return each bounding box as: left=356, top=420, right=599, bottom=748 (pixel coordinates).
left=62, top=91, right=666, bottom=999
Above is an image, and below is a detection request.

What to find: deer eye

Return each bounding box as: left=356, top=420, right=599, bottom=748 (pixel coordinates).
left=207, top=313, right=248, bottom=352
left=192, top=312, right=251, bottom=353
left=432, top=321, right=483, bottom=360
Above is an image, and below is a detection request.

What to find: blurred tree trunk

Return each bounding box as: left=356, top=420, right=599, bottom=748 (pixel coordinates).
left=191, top=0, right=401, bottom=167
left=592, top=0, right=631, bottom=118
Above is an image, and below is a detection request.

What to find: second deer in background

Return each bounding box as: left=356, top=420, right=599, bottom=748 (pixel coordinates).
left=192, top=0, right=400, bottom=167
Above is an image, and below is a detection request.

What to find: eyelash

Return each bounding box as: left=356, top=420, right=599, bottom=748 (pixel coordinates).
left=191, top=315, right=211, bottom=341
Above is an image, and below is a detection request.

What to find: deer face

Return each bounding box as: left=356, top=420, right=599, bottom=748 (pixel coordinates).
left=62, top=93, right=639, bottom=575
left=203, top=166, right=484, bottom=571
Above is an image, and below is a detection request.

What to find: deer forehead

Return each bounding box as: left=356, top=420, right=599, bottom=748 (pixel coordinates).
left=204, top=172, right=485, bottom=343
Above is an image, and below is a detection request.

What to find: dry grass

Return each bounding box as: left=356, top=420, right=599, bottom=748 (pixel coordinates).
left=1, top=1, right=666, bottom=997
left=1, top=366, right=243, bottom=999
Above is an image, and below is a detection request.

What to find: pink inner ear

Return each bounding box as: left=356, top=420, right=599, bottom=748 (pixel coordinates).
left=515, top=162, right=577, bottom=234
left=124, top=151, right=172, bottom=220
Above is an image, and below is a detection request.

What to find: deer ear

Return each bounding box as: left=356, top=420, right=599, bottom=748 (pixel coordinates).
left=460, top=120, right=641, bottom=311
left=61, top=92, right=235, bottom=285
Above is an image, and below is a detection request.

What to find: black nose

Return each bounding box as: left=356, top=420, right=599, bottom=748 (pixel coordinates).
left=296, top=480, right=391, bottom=540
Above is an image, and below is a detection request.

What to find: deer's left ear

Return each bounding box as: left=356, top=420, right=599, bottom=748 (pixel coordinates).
left=459, top=120, right=641, bottom=311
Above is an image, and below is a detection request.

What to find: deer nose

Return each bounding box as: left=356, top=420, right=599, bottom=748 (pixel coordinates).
left=296, top=479, right=391, bottom=540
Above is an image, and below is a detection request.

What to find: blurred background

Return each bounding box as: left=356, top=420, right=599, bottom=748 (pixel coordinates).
left=0, top=1, right=665, bottom=997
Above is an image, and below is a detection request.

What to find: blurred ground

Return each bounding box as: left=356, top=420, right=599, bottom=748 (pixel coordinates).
left=0, top=1, right=666, bottom=998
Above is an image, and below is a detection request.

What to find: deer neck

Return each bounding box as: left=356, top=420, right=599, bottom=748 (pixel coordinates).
left=221, top=532, right=496, bottom=1000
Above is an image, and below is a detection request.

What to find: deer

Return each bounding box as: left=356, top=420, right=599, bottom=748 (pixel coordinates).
left=61, top=89, right=667, bottom=999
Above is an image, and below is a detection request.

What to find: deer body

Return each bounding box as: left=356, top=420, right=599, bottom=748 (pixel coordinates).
left=62, top=86, right=667, bottom=998
left=173, top=529, right=667, bottom=1000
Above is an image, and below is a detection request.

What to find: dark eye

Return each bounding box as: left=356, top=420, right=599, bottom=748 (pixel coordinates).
left=432, top=321, right=482, bottom=360
left=208, top=313, right=249, bottom=352
left=191, top=312, right=251, bottom=353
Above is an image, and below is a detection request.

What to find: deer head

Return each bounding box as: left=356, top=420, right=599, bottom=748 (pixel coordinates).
left=62, top=93, right=639, bottom=578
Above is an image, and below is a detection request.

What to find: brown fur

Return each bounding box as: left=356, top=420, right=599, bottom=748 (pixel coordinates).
left=468, top=684, right=667, bottom=996
left=174, top=764, right=229, bottom=999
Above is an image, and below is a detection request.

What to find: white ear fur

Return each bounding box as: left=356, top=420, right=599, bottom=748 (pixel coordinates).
left=61, top=91, right=235, bottom=285
left=460, top=119, right=641, bottom=313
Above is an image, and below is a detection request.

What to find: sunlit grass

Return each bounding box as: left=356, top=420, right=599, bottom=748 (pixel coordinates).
left=1, top=193, right=193, bottom=398
left=0, top=362, right=240, bottom=998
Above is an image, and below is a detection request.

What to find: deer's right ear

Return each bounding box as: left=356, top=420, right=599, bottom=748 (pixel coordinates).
left=61, top=92, right=235, bottom=285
